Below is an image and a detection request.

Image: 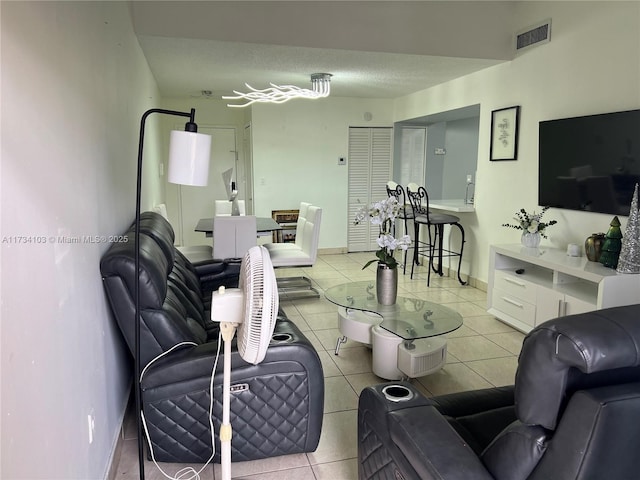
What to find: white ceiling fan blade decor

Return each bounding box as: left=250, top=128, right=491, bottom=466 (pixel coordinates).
left=223, top=73, right=332, bottom=107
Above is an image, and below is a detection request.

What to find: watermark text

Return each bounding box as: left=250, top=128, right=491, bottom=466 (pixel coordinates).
left=2, top=235, right=129, bottom=245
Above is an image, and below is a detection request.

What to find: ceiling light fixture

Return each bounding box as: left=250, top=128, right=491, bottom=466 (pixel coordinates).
left=223, top=73, right=332, bottom=108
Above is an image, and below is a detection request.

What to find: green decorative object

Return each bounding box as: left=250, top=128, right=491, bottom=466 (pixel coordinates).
left=599, top=216, right=623, bottom=269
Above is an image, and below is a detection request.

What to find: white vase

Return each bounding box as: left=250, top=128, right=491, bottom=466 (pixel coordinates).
left=521, top=232, right=541, bottom=248
left=376, top=263, right=398, bottom=305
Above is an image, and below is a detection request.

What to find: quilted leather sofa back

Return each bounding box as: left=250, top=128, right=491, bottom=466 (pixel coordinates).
left=101, top=230, right=208, bottom=366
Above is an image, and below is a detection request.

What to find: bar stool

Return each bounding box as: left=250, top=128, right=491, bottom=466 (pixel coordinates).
left=386, top=181, right=414, bottom=274
left=406, top=183, right=467, bottom=286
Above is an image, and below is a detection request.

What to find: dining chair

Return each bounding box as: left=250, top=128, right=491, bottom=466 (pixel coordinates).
left=264, top=205, right=322, bottom=299
left=212, top=215, right=257, bottom=260
left=262, top=202, right=311, bottom=252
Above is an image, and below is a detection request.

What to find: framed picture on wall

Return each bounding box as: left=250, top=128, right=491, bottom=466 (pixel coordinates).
left=490, top=106, right=520, bottom=161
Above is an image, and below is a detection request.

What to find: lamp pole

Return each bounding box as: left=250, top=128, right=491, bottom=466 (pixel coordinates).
left=134, top=108, right=209, bottom=479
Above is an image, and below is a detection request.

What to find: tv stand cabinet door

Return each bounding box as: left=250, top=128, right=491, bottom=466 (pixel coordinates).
left=535, top=288, right=594, bottom=325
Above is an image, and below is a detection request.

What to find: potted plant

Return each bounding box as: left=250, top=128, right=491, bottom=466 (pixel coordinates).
left=502, top=206, right=557, bottom=248
left=354, top=197, right=411, bottom=304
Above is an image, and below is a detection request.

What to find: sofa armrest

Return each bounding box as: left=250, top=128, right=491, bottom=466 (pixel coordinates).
left=140, top=319, right=320, bottom=389
left=192, top=260, right=241, bottom=297
left=358, top=383, right=493, bottom=480
left=389, top=406, right=494, bottom=480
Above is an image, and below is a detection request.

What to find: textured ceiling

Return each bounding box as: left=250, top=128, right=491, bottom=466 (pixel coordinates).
left=132, top=1, right=517, bottom=100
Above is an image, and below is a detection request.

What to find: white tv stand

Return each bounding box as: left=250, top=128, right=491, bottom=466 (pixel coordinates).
left=487, top=244, right=640, bottom=333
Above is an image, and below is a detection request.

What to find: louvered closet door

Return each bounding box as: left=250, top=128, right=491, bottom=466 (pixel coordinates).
left=348, top=127, right=392, bottom=252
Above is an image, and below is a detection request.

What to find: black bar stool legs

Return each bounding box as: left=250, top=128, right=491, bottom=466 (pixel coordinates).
left=452, top=222, right=467, bottom=285
left=411, top=221, right=466, bottom=286
left=406, top=184, right=467, bottom=287
left=409, top=221, right=423, bottom=281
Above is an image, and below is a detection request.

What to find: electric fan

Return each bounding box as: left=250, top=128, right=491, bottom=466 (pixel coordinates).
left=210, top=245, right=279, bottom=480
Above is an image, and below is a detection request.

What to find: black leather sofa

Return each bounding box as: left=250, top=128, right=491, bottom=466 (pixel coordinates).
left=358, top=305, right=640, bottom=480
left=100, top=211, right=324, bottom=463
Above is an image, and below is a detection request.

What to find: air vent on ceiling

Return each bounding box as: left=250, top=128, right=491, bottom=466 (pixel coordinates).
left=516, top=19, right=551, bottom=52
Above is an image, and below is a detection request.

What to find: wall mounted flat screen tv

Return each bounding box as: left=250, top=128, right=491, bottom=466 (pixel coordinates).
left=538, top=109, right=640, bottom=216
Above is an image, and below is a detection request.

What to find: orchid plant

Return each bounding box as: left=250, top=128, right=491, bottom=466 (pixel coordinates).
left=354, top=197, right=411, bottom=270
left=502, top=206, right=558, bottom=238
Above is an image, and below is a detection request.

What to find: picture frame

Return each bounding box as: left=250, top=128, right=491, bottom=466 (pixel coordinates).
left=490, top=106, right=520, bottom=161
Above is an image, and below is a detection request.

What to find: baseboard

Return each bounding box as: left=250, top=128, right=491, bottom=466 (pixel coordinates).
left=105, top=386, right=132, bottom=480
left=433, top=265, right=487, bottom=292
left=106, top=432, right=124, bottom=480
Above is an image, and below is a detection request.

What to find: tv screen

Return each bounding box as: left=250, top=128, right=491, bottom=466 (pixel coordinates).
left=538, top=109, right=640, bottom=215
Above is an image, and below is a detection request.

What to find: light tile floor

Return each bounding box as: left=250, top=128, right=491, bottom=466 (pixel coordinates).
left=115, top=252, right=525, bottom=480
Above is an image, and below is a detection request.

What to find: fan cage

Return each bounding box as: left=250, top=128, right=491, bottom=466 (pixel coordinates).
left=237, top=246, right=279, bottom=364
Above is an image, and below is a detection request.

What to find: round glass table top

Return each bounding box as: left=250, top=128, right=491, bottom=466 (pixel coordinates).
left=324, top=281, right=463, bottom=340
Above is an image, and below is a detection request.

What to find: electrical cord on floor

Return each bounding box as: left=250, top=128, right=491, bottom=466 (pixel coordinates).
left=139, top=334, right=223, bottom=480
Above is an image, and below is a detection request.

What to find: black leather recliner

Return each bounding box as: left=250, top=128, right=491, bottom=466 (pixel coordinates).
left=101, top=211, right=324, bottom=463
left=358, top=305, right=640, bottom=480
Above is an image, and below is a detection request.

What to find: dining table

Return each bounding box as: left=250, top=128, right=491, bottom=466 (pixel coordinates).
left=195, top=216, right=282, bottom=237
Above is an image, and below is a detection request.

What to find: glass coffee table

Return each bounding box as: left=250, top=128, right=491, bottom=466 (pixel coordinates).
left=325, top=281, right=463, bottom=379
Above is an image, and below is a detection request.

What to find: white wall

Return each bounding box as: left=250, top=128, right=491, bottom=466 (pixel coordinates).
left=251, top=98, right=395, bottom=249
left=1, top=2, right=162, bottom=478
left=159, top=97, right=397, bottom=252
left=442, top=117, right=479, bottom=199
left=425, top=123, right=447, bottom=199
left=394, top=1, right=640, bottom=284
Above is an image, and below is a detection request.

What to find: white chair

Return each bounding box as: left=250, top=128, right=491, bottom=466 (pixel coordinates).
left=263, top=202, right=311, bottom=252
left=214, top=199, right=246, bottom=216
left=162, top=199, right=213, bottom=264
left=152, top=203, right=169, bottom=219
left=264, top=205, right=322, bottom=299
left=178, top=200, right=246, bottom=263
left=212, top=215, right=257, bottom=260
left=178, top=200, right=248, bottom=264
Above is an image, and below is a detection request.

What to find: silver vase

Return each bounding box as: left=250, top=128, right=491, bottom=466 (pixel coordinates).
left=376, top=263, right=398, bottom=305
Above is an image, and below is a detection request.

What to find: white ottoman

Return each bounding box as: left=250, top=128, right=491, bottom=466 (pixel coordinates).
left=337, top=307, right=382, bottom=345
left=371, top=325, right=404, bottom=380
left=397, top=337, right=447, bottom=377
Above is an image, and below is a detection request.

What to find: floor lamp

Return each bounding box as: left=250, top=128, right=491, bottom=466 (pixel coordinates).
left=134, top=108, right=211, bottom=479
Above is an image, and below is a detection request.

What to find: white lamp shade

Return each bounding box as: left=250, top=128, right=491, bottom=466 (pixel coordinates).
left=167, top=130, right=212, bottom=186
